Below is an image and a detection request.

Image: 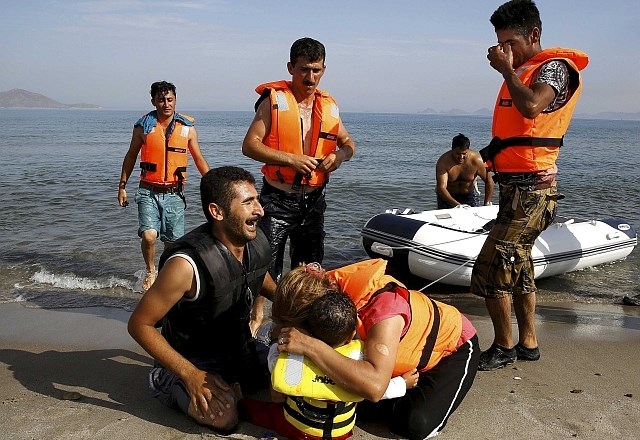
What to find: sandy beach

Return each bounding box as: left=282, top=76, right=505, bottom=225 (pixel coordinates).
left=1, top=295, right=639, bottom=440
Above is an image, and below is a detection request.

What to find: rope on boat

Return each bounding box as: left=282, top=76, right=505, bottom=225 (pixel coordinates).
left=370, top=228, right=491, bottom=252
left=366, top=229, right=489, bottom=292
left=366, top=205, right=595, bottom=292
left=417, top=254, right=476, bottom=292
left=367, top=205, right=495, bottom=292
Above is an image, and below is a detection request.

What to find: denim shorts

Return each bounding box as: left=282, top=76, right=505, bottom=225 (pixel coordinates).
left=134, top=186, right=185, bottom=242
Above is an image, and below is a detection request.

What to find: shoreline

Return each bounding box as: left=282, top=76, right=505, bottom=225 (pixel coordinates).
left=1, top=298, right=639, bottom=439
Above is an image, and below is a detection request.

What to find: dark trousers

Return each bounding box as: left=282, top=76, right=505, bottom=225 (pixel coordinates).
left=258, top=179, right=326, bottom=282
left=358, top=335, right=480, bottom=440
left=436, top=191, right=479, bottom=209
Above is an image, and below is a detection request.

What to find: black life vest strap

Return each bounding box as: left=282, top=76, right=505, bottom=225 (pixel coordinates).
left=480, top=135, right=564, bottom=163
left=173, top=166, right=188, bottom=207
left=285, top=397, right=355, bottom=429
left=364, top=284, right=440, bottom=371
left=365, top=282, right=398, bottom=303
left=319, top=131, right=338, bottom=141
left=255, top=88, right=272, bottom=112
left=140, top=162, right=157, bottom=171
left=501, top=135, right=564, bottom=148
left=417, top=297, right=440, bottom=371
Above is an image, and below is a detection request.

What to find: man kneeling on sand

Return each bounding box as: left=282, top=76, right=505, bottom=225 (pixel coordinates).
left=128, top=166, right=276, bottom=432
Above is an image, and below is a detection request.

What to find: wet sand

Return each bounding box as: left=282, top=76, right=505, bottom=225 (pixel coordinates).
left=1, top=296, right=639, bottom=440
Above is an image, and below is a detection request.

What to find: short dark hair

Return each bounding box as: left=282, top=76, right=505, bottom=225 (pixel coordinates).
left=307, top=292, right=357, bottom=347
left=200, top=166, right=256, bottom=223
left=150, top=81, right=176, bottom=99
left=290, top=37, right=326, bottom=65
left=452, top=133, right=470, bottom=150
left=490, top=0, right=542, bottom=37
left=213, top=415, right=239, bottom=435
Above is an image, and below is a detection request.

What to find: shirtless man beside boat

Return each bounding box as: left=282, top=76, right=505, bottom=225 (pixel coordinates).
left=435, top=133, right=494, bottom=209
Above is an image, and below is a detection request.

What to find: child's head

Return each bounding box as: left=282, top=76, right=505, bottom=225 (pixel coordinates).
left=307, top=291, right=357, bottom=347
left=272, top=263, right=339, bottom=328
left=187, top=385, right=240, bottom=433
left=210, top=388, right=240, bottom=433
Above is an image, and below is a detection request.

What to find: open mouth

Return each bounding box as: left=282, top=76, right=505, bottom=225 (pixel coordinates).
left=246, top=218, right=259, bottom=230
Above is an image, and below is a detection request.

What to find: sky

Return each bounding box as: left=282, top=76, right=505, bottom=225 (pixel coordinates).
left=2, top=0, right=639, bottom=114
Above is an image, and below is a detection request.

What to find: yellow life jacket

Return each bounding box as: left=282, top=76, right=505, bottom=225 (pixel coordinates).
left=327, top=259, right=463, bottom=375
left=272, top=339, right=364, bottom=402
left=283, top=396, right=357, bottom=439
left=490, top=48, right=589, bottom=172
left=273, top=340, right=363, bottom=438
left=255, top=80, right=340, bottom=187
left=139, top=112, right=194, bottom=185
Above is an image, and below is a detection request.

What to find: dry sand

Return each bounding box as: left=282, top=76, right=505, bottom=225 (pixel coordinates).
left=1, top=296, right=639, bottom=440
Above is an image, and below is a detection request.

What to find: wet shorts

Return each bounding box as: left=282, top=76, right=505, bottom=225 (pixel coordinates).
left=437, top=191, right=479, bottom=209
left=470, top=185, right=557, bottom=298
left=134, top=186, right=184, bottom=242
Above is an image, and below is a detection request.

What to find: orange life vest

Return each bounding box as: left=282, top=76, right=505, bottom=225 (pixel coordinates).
left=139, top=113, right=194, bottom=186
left=490, top=48, right=589, bottom=173
left=255, top=80, right=340, bottom=187
left=327, top=259, right=463, bottom=375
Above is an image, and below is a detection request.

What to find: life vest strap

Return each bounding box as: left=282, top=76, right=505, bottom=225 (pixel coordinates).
left=174, top=166, right=187, bottom=181
left=480, top=136, right=564, bottom=162
left=140, top=162, right=157, bottom=172
left=365, top=284, right=440, bottom=371
left=285, top=397, right=356, bottom=428
left=254, top=88, right=272, bottom=112
left=319, top=131, right=338, bottom=141
left=417, top=297, right=440, bottom=371
left=501, top=136, right=564, bottom=148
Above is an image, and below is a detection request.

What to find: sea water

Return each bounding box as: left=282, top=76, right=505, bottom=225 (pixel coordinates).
left=0, top=109, right=638, bottom=310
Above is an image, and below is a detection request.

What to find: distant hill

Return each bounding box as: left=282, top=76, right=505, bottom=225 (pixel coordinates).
left=0, top=89, right=100, bottom=109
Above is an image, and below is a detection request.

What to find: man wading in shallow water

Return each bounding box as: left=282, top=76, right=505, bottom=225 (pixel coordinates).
left=118, top=81, right=209, bottom=291
left=435, top=133, right=494, bottom=209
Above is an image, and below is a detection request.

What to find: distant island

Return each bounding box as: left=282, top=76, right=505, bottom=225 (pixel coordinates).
left=418, top=106, right=640, bottom=121
left=0, top=89, right=101, bottom=109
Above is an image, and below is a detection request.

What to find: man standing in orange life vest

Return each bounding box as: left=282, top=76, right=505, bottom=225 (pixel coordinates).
left=471, top=0, right=588, bottom=370
left=242, top=37, right=356, bottom=283
left=118, top=81, right=210, bottom=291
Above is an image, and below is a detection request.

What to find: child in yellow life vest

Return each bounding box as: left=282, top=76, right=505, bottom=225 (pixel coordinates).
left=239, top=264, right=418, bottom=440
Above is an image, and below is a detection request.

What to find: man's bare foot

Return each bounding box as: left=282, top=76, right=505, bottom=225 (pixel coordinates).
left=142, top=270, right=157, bottom=291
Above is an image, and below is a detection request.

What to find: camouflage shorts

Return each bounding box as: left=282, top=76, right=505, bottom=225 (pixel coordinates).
left=470, top=185, right=558, bottom=298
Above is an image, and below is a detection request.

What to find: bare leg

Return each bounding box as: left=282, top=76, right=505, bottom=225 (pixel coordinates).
left=479, top=296, right=517, bottom=370
left=485, top=296, right=514, bottom=348
left=513, top=292, right=538, bottom=348
left=141, top=229, right=158, bottom=291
